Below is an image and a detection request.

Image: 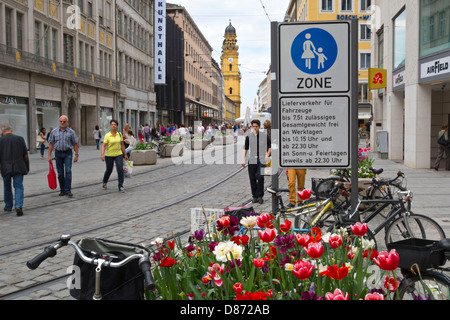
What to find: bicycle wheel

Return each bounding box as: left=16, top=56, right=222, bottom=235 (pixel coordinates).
left=396, top=271, right=450, bottom=300
left=158, top=144, right=166, bottom=158
left=385, top=213, right=446, bottom=245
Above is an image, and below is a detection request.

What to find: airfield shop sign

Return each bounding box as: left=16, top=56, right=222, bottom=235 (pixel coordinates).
left=277, top=21, right=351, bottom=168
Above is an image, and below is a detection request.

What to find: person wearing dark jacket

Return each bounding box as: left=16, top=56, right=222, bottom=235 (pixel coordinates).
left=0, top=123, right=29, bottom=216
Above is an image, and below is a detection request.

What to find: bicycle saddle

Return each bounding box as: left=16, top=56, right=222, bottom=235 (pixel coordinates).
left=370, top=167, right=383, bottom=175
left=437, top=238, right=450, bottom=251
left=266, top=187, right=289, bottom=194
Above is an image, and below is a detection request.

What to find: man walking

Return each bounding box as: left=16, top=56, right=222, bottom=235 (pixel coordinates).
left=242, top=120, right=271, bottom=204
left=47, top=115, right=79, bottom=197
left=0, top=123, right=29, bottom=216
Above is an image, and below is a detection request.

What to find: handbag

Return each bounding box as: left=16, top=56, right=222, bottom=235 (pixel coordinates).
left=47, top=162, right=57, bottom=190
left=36, top=135, right=44, bottom=143
left=123, top=160, right=133, bottom=178
left=437, top=134, right=448, bottom=147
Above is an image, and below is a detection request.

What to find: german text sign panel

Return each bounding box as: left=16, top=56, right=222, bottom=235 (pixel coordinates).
left=279, top=96, right=350, bottom=168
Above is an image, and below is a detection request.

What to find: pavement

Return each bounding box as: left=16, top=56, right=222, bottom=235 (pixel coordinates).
left=1, top=139, right=450, bottom=300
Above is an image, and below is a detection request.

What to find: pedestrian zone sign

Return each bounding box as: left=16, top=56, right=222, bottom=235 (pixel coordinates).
left=278, top=22, right=350, bottom=94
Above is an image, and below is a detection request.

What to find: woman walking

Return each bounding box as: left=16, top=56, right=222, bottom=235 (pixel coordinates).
left=93, top=125, right=102, bottom=150
left=101, top=120, right=128, bottom=192
left=38, top=128, right=46, bottom=159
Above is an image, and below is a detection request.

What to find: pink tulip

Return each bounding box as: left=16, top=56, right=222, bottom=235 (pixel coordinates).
left=304, top=242, right=324, bottom=259
left=258, top=228, right=276, bottom=243
left=292, top=260, right=315, bottom=280
left=328, top=234, right=343, bottom=249
left=364, top=292, right=385, bottom=300
left=325, top=289, right=349, bottom=300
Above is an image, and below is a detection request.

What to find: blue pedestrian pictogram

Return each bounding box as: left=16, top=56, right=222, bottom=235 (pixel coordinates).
left=291, top=28, right=338, bottom=75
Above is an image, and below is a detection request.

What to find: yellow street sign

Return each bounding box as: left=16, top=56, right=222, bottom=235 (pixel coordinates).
left=369, top=68, right=387, bottom=90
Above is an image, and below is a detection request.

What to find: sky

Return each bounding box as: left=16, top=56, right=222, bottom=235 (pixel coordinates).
left=169, top=0, right=291, bottom=117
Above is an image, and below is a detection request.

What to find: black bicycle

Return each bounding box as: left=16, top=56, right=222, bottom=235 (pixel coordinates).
left=27, top=235, right=155, bottom=300
left=388, top=238, right=450, bottom=300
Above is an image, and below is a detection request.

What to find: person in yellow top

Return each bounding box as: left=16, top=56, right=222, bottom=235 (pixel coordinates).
left=101, top=120, right=128, bottom=192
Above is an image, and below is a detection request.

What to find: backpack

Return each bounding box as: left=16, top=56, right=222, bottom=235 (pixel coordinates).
left=437, top=133, right=448, bottom=147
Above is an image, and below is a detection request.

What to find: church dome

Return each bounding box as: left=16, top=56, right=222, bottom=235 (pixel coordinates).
left=225, top=21, right=236, bottom=35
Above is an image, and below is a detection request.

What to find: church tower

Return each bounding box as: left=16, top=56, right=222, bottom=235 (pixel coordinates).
left=221, top=21, right=241, bottom=118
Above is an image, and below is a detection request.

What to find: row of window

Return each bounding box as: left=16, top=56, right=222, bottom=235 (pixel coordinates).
left=186, top=81, right=213, bottom=105
left=320, top=0, right=372, bottom=12
left=118, top=52, right=150, bottom=90
left=117, top=10, right=152, bottom=54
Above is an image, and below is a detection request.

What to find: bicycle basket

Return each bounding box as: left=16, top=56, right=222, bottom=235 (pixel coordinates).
left=386, top=238, right=446, bottom=270
left=190, top=207, right=224, bottom=234
left=69, top=238, right=150, bottom=300
left=311, top=178, right=337, bottom=198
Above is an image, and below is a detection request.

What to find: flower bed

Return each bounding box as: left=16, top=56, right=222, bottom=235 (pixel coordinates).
left=146, top=210, right=401, bottom=300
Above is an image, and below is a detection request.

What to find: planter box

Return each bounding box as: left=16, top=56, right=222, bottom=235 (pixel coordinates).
left=161, top=143, right=184, bottom=157
left=213, top=135, right=234, bottom=145
left=190, top=139, right=210, bottom=150
left=130, top=149, right=157, bottom=165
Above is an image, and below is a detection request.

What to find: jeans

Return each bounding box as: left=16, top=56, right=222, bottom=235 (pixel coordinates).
left=247, top=163, right=264, bottom=198
left=95, top=139, right=100, bottom=149
left=103, top=154, right=124, bottom=189
left=40, top=143, right=45, bottom=156
left=55, top=150, right=73, bottom=193
left=3, top=172, right=24, bottom=210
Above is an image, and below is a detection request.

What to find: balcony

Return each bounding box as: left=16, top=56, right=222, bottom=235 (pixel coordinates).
left=0, top=44, right=119, bottom=92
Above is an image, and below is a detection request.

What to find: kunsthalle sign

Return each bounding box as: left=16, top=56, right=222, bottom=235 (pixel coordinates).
left=277, top=21, right=351, bottom=168
left=154, top=0, right=166, bottom=84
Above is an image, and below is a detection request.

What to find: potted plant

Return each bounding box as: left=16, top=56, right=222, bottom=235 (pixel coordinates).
left=160, top=135, right=184, bottom=157
left=130, top=142, right=157, bottom=165
left=189, top=134, right=210, bottom=150
left=213, top=131, right=234, bottom=145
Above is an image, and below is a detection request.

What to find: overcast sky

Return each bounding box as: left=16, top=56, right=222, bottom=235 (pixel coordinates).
left=168, top=0, right=291, bottom=117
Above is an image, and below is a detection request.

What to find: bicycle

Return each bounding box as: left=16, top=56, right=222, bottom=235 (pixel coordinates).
left=26, top=235, right=155, bottom=300
left=152, top=136, right=167, bottom=158
left=330, top=190, right=446, bottom=248
left=387, top=237, right=450, bottom=300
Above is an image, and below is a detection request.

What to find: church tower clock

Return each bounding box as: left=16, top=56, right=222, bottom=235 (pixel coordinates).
left=221, top=21, right=241, bottom=118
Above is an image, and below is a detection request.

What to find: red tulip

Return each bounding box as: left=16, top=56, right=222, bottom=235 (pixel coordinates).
left=218, top=215, right=231, bottom=228
left=280, top=220, right=292, bottom=233
left=253, top=258, right=265, bottom=268
left=325, top=289, right=349, bottom=300
left=319, top=264, right=350, bottom=280
left=304, top=242, right=324, bottom=259
left=373, top=249, right=400, bottom=271
left=308, top=227, right=322, bottom=242
left=384, top=275, right=400, bottom=292
left=233, top=283, right=243, bottom=294
left=350, top=222, right=368, bottom=236
left=257, top=213, right=274, bottom=229
left=292, top=260, right=315, bottom=280
left=159, top=257, right=177, bottom=268
left=297, top=189, right=312, bottom=201
left=295, top=234, right=312, bottom=247
left=258, top=228, right=276, bottom=243
left=328, top=234, right=342, bottom=249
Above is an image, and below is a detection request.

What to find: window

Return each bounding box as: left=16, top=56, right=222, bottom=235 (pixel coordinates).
left=360, top=52, right=371, bottom=69
left=44, top=25, right=49, bottom=59
left=229, top=87, right=233, bottom=94
left=52, top=29, right=57, bottom=60
left=420, top=0, right=450, bottom=57
left=5, top=7, right=12, bottom=48
left=98, top=0, right=103, bottom=25
left=117, top=11, right=122, bottom=35
left=360, top=24, right=371, bottom=40
left=105, top=2, right=111, bottom=28
left=341, top=0, right=353, bottom=11
left=78, top=0, right=84, bottom=13
left=16, top=12, right=23, bottom=51
left=321, top=0, right=333, bottom=11
left=87, top=0, right=93, bottom=18
left=358, top=83, right=369, bottom=102
left=360, top=0, right=371, bottom=12
left=378, top=31, right=384, bottom=69
left=63, top=34, right=74, bottom=66
left=393, top=9, right=406, bottom=69
left=35, top=21, right=41, bottom=56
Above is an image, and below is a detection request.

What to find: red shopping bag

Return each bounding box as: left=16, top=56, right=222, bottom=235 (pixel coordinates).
left=47, top=162, right=57, bottom=190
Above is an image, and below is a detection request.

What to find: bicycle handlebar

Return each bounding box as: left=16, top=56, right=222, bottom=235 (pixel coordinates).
left=26, top=235, right=155, bottom=291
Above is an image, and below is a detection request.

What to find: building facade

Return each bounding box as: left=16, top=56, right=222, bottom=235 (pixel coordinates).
left=220, top=21, right=241, bottom=119
left=115, top=0, right=156, bottom=135
left=0, top=0, right=157, bottom=151
left=372, top=0, right=450, bottom=169
left=285, top=0, right=374, bottom=127
left=167, top=4, right=220, bottom=128
left=155, top=14, right=185, bottom=128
